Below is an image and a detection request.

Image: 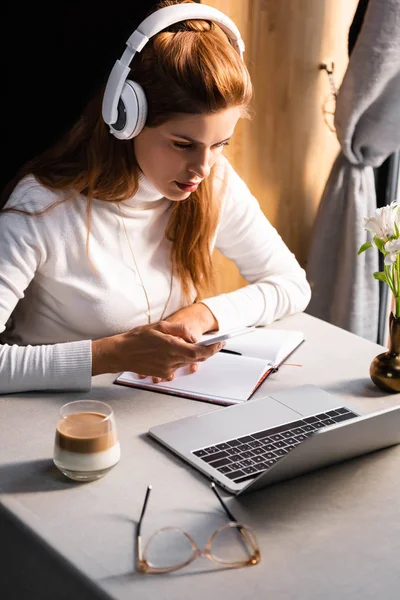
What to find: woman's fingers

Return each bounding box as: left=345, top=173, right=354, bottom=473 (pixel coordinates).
left=120, top=322, right=224, bottom=380
left=158, top=320, right=197, bottom=343
left=189, top=341, right=225, bottom=362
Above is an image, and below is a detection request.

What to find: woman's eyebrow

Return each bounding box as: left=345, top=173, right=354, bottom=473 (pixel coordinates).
left=170, top=134, right=232, bottom=145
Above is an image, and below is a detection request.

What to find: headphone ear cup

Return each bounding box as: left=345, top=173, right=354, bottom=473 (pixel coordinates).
left=109, top=80, right=148, bottom=140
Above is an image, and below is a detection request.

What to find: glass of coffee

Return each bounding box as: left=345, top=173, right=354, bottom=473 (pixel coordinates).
left=53, top=400, right=120, bottom=482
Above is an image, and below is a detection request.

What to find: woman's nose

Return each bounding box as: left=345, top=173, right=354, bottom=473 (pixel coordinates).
left=188, top=149, right=211, bottom=179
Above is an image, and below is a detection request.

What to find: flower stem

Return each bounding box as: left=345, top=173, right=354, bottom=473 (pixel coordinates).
left=396, top=255, right=400, bottom=318
left=396, top=297, right=400, bottom=319
left=385, top=264, right=396, bottom=295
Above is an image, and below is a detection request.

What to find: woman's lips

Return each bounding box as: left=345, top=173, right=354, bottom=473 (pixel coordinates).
left=175, top=181, right=200, bottom=193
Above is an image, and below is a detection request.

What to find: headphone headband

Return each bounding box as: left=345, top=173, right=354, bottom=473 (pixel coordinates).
left=125, top=4, right=244, bottom=55
left=102, top=3, right=245, bottom=129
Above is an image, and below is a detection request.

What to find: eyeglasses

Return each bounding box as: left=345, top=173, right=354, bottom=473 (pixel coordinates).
left=136, top=482, right=261, bottom=574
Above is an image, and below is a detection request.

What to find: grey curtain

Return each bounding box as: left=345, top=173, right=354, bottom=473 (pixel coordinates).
left=306, top=0, right=400, bottom=342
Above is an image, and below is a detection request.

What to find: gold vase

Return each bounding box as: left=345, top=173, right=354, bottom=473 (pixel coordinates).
left=370, top=311, right=400, bottom=393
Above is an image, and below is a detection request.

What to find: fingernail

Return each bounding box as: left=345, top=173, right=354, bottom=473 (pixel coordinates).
left=218, top=342, right=226, bottom=349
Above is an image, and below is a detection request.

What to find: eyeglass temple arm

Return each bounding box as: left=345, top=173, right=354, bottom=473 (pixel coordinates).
left=137, top=484, right=152, bottom=566
left=137, top=484, right=152, bottom=535
left=209, top=482, right=238, bottom=523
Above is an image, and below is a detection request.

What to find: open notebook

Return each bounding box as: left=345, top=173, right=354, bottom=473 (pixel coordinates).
left=114, top=327, right=305, bottom=405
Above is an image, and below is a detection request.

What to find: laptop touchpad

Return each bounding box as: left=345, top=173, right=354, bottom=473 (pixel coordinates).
left=269, top=384, right=348, bottom=416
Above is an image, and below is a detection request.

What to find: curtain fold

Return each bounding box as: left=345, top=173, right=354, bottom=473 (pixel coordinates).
left=306, top=0, right=400, bottom=342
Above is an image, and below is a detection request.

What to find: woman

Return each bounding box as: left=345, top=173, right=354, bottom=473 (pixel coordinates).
left=0, top=0, right=311, bottom=394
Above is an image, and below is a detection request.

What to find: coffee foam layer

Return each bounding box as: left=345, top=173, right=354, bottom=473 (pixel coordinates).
left=53, top=442, right=121, bottom=472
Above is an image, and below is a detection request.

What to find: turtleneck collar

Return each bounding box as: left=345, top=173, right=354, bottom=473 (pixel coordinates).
left=122, top=170, right=165, bottom=209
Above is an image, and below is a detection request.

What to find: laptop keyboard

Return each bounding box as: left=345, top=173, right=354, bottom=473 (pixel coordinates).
left=192, top=407, right=359, bottom=484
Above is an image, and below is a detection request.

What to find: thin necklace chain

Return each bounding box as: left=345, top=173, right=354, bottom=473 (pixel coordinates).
left=118, top=204, right=173, bottom=324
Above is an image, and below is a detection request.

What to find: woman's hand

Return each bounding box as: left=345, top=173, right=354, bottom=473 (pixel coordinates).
left=162, top=302, right=220, bottom=380
left=91, top=319, right=223, bottom=380
left=165, top=302, right=219, bottom=340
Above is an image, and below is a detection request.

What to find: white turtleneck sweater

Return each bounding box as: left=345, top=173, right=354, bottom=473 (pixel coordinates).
left=0, top=156, right=311, bottom=393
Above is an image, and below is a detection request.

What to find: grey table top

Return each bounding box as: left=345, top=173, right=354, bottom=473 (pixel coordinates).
left=1, top=312, right=400, bottom=600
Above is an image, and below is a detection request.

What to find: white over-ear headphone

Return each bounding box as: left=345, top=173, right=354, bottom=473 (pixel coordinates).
left=102, top=3, right=245, bottom=140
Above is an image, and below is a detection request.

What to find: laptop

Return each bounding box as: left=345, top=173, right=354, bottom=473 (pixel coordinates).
left=148, top=384, right=400, bottom=495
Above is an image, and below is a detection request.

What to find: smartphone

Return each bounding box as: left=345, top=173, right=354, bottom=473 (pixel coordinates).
left=195, top=327, right=255, bottom=347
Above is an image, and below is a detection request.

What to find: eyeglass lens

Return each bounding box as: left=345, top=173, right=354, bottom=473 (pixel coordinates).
left=144, top=523, right=258, bottom=569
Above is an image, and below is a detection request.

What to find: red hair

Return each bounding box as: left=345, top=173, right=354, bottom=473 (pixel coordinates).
left=2, top=0, right=252, bottom=300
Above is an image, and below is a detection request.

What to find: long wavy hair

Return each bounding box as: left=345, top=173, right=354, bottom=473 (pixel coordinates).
left=1, top=0, right=252, bottom=300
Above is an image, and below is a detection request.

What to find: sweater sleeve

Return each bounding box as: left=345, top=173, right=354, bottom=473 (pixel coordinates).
left=0, top=202, right=92, bottom=394
left=201, top=158, right=312, bottom=331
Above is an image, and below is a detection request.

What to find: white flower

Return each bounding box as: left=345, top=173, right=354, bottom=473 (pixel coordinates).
left=384, top=238, right=400, bottom=265
left=364, top=202, right=400, bottom=240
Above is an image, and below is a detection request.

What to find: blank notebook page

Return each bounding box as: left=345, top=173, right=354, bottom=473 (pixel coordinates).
left=117, top=352, right=270, bottom=403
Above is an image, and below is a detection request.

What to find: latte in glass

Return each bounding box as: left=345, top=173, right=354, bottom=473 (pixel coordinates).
left=53, top=400, right=120, bottom=482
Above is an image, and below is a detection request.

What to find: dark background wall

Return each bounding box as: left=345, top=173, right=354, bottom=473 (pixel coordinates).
left=1, top=1, right=159, bottom=193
